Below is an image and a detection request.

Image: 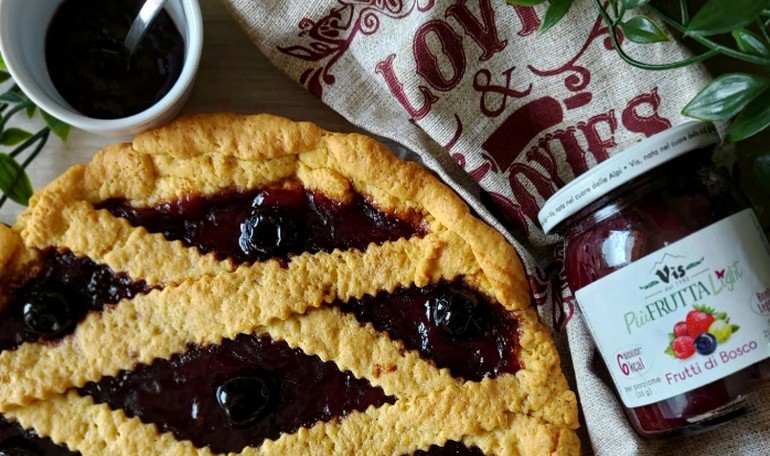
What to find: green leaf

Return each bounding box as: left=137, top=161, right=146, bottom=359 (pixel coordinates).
left=756, top=155, right=770, bottom=192
left=25, top=104, right=36, bottom=119
left=620, top=16, right=669, bottom=43
left=0, top=128, right=32, bottom=146
left=726, top=89, right=770, bottom=142
left=538, top=0, right=574, bottom=35
left=682, top=73, right=770, bottom=121
left=668, top=332, right=676, bottom=342
left=686, top=0, right=770, bottom=37
left=732, top=28, right=770, bottom=56
left=0, top=52, right=6, bottom=71
left=664, top=346, right=675, bottom=357
left=731, top=324, right=740, bottom=333
left=622, top=0, right=649, bottom=9
left=0, top=71, right=10, bottom=85
left=0, top=90, right=24, bottom=104
left=40, top=110, right=71, bottom=142
left=505, top=0, right=547, bottom=5
left=0, top=153, right=33, bottom=205
left=694, top=304, right=717, bottom=315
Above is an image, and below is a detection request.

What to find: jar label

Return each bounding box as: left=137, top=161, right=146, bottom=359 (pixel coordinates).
left=575, top=209, right=770, bottom=408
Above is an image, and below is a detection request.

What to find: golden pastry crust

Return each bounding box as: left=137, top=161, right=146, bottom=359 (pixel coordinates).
left=0, top=231, right=483, bottom=407
left=8, top=390, right=571, bottom=456
left=0, top=113, right=579, bottom=455
left=0, top=225, right=20, bottom=304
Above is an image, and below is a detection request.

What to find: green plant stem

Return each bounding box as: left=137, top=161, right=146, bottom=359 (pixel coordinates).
left=9, top=127, right=48, bottom=158
left=678, top=0, right=689, bottom=26
left=759, top=18, right=770, bottom=45
left=650, top=5, right=770, bottom=66
left=692, top=36, right=770, bottom=65
left=19, top=129, right=50, bottom=169
left=610, top=0, right=619, bottom=18
left=594, top=0, right=718, bottom=70
left=0, top=101, right=32, bottom=130
left=0, top=128, right=49, bottom=208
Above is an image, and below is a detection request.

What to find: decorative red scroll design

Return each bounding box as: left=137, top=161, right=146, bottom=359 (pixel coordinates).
left=526, top=15, right=621, bottom=111
left=278, top=0, right=434, bottom=97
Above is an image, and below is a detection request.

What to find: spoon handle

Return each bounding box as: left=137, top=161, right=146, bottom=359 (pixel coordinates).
left=124, top=0, right=170, bottom=55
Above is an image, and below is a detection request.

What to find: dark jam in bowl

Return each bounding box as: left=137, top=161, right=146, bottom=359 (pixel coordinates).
left=45, top=0, right=185, bottom=119
left=559, top=140, right=767, bottom=437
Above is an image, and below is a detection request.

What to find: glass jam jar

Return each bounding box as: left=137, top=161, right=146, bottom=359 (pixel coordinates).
left=539, top=122, right=770, bottom=437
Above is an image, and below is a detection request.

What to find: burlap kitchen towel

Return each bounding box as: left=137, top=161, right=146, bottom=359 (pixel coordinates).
left=223, top=0, right=770, bottom=454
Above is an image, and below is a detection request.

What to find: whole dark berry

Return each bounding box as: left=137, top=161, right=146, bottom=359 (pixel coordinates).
left=238, top=208, right=297, bottom=258
left=216, top=374, right=274, bottom=426
left=430, top=289, right=485, bottom=338
left=695, top=332, right=718, bottom=355
left=0, top=447, right=39, bottom=456
left=22, top=291, right=74, bottom=338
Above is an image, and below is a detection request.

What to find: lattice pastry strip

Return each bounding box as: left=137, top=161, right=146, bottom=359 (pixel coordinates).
left=5, top=393, right=216, bottom=456
left=0, top=230, right=481, bottom=409
left=265, top=307, right=576, bottom=427
left=19, top=193, right=237, bottom=287
left=7, top=389, right=571, bottom=456
left=17, top=114, right=527, bottom=304
left=0, top=114, right=578, bottom=455
left=1, top=291, right=576, bottom=453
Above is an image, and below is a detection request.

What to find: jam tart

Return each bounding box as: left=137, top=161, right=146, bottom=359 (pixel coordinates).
left=0, top=114, right=579, bottom=455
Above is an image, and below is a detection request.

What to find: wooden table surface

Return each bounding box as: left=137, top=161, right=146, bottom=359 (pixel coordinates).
left=0, top=0, right=361, bottom=225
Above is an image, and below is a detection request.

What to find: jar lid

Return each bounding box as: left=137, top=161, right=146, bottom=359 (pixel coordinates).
left=538, top=122, right=720, bottom=234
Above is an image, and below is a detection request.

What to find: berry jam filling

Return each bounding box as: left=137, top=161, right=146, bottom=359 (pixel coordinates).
left=0, top=249, right=152, bottom=353
left=97, top=185, right=426, bottom=264
left=0, top=415, right=79, bottom=456
left=79, top=333, right=395, bottom=453
left=338, top=281, right=520, bottom=381
left=411, top=441, right=485, bottom=456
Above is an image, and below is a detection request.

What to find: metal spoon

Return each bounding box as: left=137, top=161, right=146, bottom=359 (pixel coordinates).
left=123, top=0, right=170, bottom=55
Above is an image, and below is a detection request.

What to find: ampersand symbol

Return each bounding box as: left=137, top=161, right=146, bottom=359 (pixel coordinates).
left=473, top=67, right=533, bottom=118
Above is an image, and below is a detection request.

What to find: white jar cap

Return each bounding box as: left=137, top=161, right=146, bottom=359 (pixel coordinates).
left=538, top=122, right=720, bottom=234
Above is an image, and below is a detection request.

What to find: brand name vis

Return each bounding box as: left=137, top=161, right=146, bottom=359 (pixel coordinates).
left=655, top=264, right=686, bottom=284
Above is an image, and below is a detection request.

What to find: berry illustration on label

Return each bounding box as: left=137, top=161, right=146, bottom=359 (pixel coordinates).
left=671, top=335, right=695, bottom=359
left=665, top=305, right=740, bottom=359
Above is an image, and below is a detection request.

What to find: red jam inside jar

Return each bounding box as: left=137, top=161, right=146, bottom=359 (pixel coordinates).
left=539, top=123, right=770, bottom=437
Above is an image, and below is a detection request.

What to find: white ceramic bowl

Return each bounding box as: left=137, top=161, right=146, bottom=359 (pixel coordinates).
left=0, top=0, right=203, bottom=137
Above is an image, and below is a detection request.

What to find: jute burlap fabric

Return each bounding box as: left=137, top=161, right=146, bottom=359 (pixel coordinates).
left=222, top=1, right=770, bottom=454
